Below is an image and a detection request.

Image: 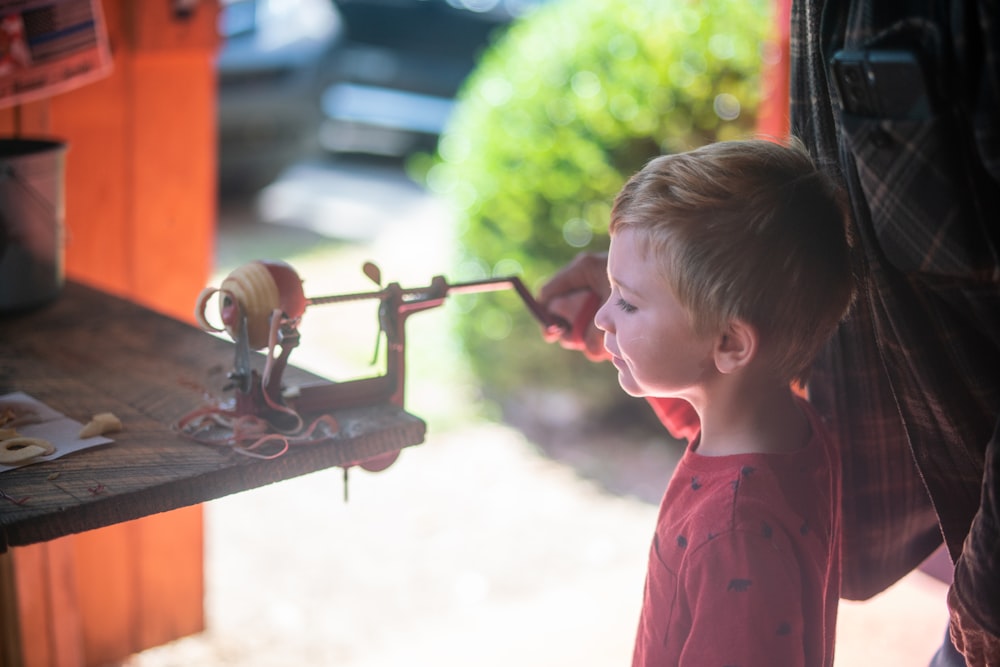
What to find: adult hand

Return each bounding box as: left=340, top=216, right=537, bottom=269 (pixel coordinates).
left=537, top=252, right=610, bottom=362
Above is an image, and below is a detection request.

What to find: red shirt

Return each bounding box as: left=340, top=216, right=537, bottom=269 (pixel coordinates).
left=633, top=399, right=841, bottom=666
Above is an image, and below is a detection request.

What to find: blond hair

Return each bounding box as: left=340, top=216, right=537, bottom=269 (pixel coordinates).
left=609, top=138, right=855, bottom=384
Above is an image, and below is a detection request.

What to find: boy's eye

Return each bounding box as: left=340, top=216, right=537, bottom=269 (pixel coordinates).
left=616, top=298, right=637, bottom=314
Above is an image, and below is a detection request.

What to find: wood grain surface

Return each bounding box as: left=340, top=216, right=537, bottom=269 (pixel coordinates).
left=0, top=281, right=426, bottom=550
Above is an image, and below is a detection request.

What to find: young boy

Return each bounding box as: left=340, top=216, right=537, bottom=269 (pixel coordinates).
left=540, top=139, right=854, bottom=666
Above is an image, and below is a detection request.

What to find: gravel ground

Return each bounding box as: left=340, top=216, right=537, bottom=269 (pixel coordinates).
left=122, top=159, right=951, bottom=667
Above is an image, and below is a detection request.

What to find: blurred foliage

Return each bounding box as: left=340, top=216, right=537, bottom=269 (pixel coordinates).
left=410, top=0, right=772, bottom=418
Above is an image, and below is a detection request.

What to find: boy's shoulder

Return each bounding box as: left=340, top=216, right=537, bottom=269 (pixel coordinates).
left=659, top=446, right=836, bottom=558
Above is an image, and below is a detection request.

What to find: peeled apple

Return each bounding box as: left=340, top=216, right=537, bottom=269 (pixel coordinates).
left=197, top=260, right=307, bottom=350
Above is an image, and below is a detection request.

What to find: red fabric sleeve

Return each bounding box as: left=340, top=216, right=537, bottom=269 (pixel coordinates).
left=646, top=397, right=701, bottom=442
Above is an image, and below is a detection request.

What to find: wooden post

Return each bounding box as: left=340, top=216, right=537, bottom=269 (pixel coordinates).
left=53, top=0, right=219, bottom=320
left=756, top=0, right=791, bottom=140
left=0, top=2, right=219, bottom=665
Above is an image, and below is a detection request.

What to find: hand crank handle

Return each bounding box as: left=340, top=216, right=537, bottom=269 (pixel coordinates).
left=443, top=276, right=570, bottom=336
left=306, top=274, right=569, bottom=336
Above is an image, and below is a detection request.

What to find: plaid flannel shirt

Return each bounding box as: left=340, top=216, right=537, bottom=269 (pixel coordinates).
left=788, top=0, right=1000, bottom=660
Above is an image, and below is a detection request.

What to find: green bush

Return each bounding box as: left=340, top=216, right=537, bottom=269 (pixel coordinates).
left=413, top=0, right=771, bottom=420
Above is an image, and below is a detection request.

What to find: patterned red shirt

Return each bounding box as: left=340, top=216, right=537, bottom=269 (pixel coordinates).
left=633, top=400, right=840, bottom=667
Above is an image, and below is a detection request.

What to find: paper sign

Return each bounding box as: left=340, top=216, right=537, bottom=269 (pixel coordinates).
left=0, top=0, right=112, bottom=109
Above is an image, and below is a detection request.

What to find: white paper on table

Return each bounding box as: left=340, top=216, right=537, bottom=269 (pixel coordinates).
left=0, top=391, right=113, bottom=473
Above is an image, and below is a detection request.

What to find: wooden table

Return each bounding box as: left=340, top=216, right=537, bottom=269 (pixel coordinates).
left=0, top=280, right=427, bottom=551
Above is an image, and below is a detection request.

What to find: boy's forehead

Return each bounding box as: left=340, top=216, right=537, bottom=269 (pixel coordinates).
left=610, top=228, right=651, bottom=260
left=609, top=230, right=662, bottom=288
left=608, top=229, right=637, bottom=265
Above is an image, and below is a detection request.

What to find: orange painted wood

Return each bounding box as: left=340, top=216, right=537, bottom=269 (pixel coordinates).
left=31, top=514, right=204, bottom=667
left=756, top=0, right=791, bottom=140
left=134, top=506, right=205, bottom=649
left=1, top=2, right=222, bottom=665
left=41, top=540, right=86, bottom=667
left=50, top=63, right=132, bottom=297
left=3, top=514, right=204, bottom=667
left=0, top=553, right=19, bottom=666
left=9, top=544, right=54, bottom=667
left=126, top=0, right=220, bottom=51
left=127, top=50, right=217, bottom=320
left=51, top=2, right=219, bottom=321
left=69, top=526, right=135, bottom=666
left=69, top=511, right=206, bottom=666
left=0, top=101, right=50, bottom=137
left=7, top=540, right=86, bottom=667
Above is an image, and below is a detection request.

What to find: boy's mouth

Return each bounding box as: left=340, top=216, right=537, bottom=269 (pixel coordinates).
left=609, top=351, right=627, bottom=371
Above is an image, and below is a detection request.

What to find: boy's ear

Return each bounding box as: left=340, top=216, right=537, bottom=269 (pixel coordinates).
left=714, top=319, right=758, bottom=374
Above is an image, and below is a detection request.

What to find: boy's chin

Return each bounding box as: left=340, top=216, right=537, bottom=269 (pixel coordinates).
left=616, top=375, right=647, bottom=398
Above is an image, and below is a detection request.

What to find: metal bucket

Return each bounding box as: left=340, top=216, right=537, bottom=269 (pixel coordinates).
left=0, top=138, right=67, bottom=313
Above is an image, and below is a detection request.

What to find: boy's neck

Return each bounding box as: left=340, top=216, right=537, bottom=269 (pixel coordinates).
left=689, top=378, right=811, bottom=457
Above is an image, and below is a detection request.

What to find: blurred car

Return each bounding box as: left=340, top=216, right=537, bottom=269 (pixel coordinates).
left=216, top=0, right=343, bottom=192
left=319, top=0, right=543, bottom=157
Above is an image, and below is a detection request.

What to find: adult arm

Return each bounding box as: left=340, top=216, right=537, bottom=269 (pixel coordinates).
left=949, top=431, right=1000, bottom=665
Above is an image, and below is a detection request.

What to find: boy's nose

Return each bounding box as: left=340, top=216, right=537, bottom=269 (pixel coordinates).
left=594, top=299, right=612, bottom=333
